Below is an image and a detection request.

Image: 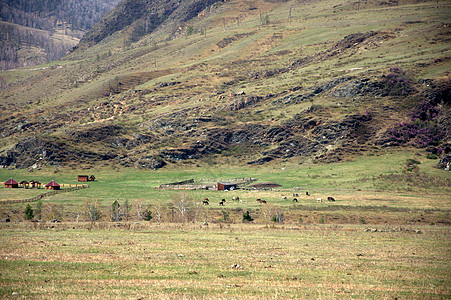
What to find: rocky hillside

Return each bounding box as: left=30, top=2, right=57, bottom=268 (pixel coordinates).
left=0, top=0, right=449, bottom=170
left=0, top=0, right=121, bottom=70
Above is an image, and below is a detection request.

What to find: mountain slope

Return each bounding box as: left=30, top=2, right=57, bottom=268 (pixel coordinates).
left=0, top=0, right=449, bottom=170
left=0, top=0, right=121, bottom=70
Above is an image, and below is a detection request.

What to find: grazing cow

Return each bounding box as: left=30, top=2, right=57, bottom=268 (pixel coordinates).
left=293, top=193, right=299, bottom=197
left=281, top=196, right=287, bottom=200
left=316, top=198, right=323, bottom=202
left=232, top=196, right=240, bottom=202
left=256, top=198, right=267, bottom=204
left=327, top=196, right=335, bottom=202
left=202, top=199, right=209, bottom=205
left=219, top=200, right=225, bottom=206
left=293, top=198, right=298, bottom=202
left=306, top=191, right=310, bottom=196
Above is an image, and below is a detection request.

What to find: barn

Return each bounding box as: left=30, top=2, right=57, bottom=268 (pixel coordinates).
left=4, top=178, right=19, bottom=188
left=45, top=180, right=60, bottom=190
left=217, top=182, right=237, bottom=191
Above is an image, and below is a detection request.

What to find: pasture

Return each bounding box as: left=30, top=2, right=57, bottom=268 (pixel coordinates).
left=0, top=223, right=450, bottom=299
left=0, top=151, right=450, bottom=298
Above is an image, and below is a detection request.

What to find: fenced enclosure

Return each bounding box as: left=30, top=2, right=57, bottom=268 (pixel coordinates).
left=156, top=177, right=258, bottom=190
left=0, top=184, right=89, bottom=204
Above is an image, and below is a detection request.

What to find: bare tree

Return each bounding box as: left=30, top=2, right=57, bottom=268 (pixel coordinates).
left=260, top=204, right=274, bottom=226
left=173, top=192, right=192, bottom=223
left=84, top=199, right=102, bottom=222
left=135, top=199, right=144, bottom=221
left=154, top=201, right=163, bottom=224
left=123, top=199, right=132, bottom=221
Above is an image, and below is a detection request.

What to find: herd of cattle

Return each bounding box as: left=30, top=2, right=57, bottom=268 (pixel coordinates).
left=201, top=193, right=336, bottom=206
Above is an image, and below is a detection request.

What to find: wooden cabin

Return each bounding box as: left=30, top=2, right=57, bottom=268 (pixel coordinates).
left=78, top=175, right=89, bottom=182
left=30, top=180, right=41, bottom=189
left=78, top=175, right=95, bottom=182
left=19, top=180, right=29, bottom=188
left=217, top=182, right=237, bottom=191
left=4, top=178, right=19, bottom=188
left=45, top=180, right=60, bottom=190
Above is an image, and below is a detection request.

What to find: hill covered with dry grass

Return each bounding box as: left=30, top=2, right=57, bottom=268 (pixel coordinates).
left=0, top=0, right=449, bottom=170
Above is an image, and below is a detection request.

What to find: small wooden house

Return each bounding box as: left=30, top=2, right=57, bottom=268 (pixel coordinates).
left=20, top=180, right=29, bottom=188
left=78, top=175, right=95, bottom=182
left=4, top=178, right=19, bottom=188
left=45, top=180, right=60, bottom=190
left=30, top=180, right=41, bottom=188
left=217, top=182, right=237, bottom=191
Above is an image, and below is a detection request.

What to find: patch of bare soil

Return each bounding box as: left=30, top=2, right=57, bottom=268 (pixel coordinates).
left=248, top=182, right=282, bottom=189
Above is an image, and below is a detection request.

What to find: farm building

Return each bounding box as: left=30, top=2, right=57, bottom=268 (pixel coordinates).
left=19, top=180, right=29, bottom=188
left=4, top=178, right=19, bottom=188
left=78, top=175, right=96, bottom=182
left=30, top=180, right=41, bottom=188
left=217, top=182, right=237, bottom=191
left=45, top=180, right=60, bottom=190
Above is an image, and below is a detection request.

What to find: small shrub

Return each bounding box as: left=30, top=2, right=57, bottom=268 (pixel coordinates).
left=360, top=217, right=367, bottom=224
left=24, top=204, right=34, bottom=220
left=143, top=210, right=152, bottom=221
left=380, top=68, right=414, bottom=96
left=242, top=210, right=254, bottom=222
left=35, top=201, right=42, bottom=220
left=186, top=25, right=194, bottom=36
left=319, top=216, right=325, bottom=224
left=426, top=154, right=439, bottom=159
left=298, top=217, right=303, bottom=223
left=220, top=210, right=230, bottom=222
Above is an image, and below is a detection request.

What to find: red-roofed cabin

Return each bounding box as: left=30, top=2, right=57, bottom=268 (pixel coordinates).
left=4, top=178, right=19, bottom=188
left=45, top=180, right=60, bottom=190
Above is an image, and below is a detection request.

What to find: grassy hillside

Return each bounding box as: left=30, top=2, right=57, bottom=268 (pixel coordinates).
left=0, top=0, right=449, bottom=171
left=0, top=0, right=121, bottom=70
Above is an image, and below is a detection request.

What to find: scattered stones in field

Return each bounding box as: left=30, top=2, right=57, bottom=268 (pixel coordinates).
left=287, top=276, right=301, bottom=281
left=177, top=254, right=184, bottom=257
left=364, top=228, right=424, bottom=233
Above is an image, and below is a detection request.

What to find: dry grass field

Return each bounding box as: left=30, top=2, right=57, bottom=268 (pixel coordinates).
left=0, top=223, right=450, bottom=299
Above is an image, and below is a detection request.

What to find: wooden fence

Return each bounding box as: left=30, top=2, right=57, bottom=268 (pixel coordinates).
left=0, top=184, right=89, bottom=205
left=156, top=177, right=258, bottom=190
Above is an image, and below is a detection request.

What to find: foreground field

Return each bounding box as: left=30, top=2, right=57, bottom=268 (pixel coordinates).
left=0, top=223, right=450, bottom=299
left=0, top=151, right=450, bottom=298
